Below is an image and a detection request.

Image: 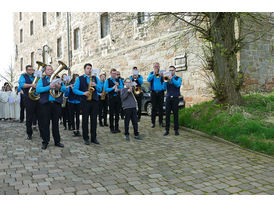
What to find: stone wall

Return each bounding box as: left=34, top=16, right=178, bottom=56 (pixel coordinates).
left=240, top=15, right=274, bottom=92
left=13, top=12, right=213, bottom=107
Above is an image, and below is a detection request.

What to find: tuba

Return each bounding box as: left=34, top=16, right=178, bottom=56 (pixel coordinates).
left=28, top=61, right=47, bottom=101
left=49, top=61, right=68, bottom=98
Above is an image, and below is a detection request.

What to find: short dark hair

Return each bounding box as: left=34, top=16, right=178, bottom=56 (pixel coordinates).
left=110, top=68, right=116, bottom=73
left=84, top=63, right=92, bottom=69
left=25, top=65, right=32, bottom=70
left=133, top=66, right=137, bottom=70
left=169, top=66, right=176, bottom=70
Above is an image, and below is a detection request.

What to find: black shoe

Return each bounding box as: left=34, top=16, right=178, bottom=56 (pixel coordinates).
left=84, top=140, right=90, bottom=145
left=125, top=135, right=130, bottom=141
left=99, top=122, right=103, bottom=127
left=134, top=135, right=142, bottom=140
left=55, top=143, right=64, bottom=148
left=64, top=127, right=67, bottom=130
left=20, top=120, right=23, bottom=123
left=110, top=129, right=115, bottom=134
left=151, top=124, right=155, bottom=128
left=41, top=144, right=47, bottom=150
left=92, top=140, right=100, bottom=145
left=115, top=129, right=121, bottom=133
left=175, top=130, right=179, bottom=136
left=164, top=131, right=169, bottom=136
left=26, top=135, right=32, bottom=140
left=104, top=123, right=108, bottom=127
left=76, top=131, right=81, bottom=137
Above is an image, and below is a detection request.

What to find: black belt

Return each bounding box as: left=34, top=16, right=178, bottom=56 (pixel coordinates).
left=152, top=91, right=163, bottom=94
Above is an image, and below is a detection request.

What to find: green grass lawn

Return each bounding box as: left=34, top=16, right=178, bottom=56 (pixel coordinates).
left=177, top=91, right=274, bottom=156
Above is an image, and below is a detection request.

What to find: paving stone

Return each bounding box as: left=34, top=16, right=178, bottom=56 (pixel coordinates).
left=0, top=117, right=273, bottom=195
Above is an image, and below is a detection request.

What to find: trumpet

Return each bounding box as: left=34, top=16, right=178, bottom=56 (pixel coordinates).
left=155, top=72, right=160, bottom=78
left=28, top=61, right=47, bottom=101
left=163, top=71, right=172, bottom=82
left=49, top=61, right=68, bottom=98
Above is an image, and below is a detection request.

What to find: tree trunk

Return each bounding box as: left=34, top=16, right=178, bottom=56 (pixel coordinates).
left=209, top=13, right=244, bottom=105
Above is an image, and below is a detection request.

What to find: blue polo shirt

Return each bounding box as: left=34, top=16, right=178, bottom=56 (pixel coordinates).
left=104, top=77, right=123, bottom=96
left=73, top=74, right=102, bottom=96
left=129, top=75, right=144, bottom=85
left=163, top=75, right=182, bottom=90
left=147, top=72, right=164, bottom=91
left=19, top=74, right=34, bottom=89
left=36, top=76, right=67, bottom=102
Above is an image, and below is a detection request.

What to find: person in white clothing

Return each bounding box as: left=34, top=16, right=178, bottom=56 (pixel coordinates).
left=14, top=86, right=21, bottom=121
left=0, top=87, right=5, bottom=120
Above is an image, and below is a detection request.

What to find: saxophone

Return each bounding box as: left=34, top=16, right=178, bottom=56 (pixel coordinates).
left=100, top=84, right=107, bottom=100
left=87, top=76, right=95, bottom=101
left=28, top=61, right=47, bottom=101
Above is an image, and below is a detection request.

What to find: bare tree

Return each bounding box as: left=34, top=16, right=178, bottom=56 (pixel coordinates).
left=111, top=12, right=274, bottom=105
left=0, top=57, right=16, bottom=87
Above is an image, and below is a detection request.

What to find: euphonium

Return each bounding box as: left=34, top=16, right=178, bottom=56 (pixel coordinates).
left=49, top=61, right=68, bottom=98
left=28, top=61, right=47, bottom=101
left=87, top=76, right=95, bottom=101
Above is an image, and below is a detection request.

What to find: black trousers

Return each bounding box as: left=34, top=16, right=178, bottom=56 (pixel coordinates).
left=124, top=108, right=139, bottom=136
left=135, top=94, right=143, bottom=120
left=151, top=91, right=164, bottom=125
left=61, top=102, right=69, bottom=129
left=68, top=102, right=80, bottom=131
left=25, top=97, right=39, bottom=136
left=165, top=96, right=179, bottom=131
left=109, top=95, right=121, bottom=131
left=81, top=100, right=99, bottom=142
left=40, top=102, right=62, bottom=145
left=99, top=99, right=108, bottom=124
left=20, top=94, right=25, bottom=122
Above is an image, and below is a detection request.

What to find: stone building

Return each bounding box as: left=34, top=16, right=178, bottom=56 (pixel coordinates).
left=13, top=12, right=273, bottom=107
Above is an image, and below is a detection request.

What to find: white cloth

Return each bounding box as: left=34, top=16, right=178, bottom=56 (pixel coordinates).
left=11, top=91, right=20, bottom=120
left=6, top=91, right=14, bottom=119
left=2, top=91, right=10, bottom=119
left=0, top=91, right=5, bottom=119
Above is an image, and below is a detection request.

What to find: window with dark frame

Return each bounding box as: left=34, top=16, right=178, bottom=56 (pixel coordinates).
left=20, top=58, right=23, bottom=71
left=74, top=28, right=80, bottom=50
left=57, top=37, right=62, bottom=58
left=19, top=12, right=22, bottom=21
left=20, top=29, right=23, bottom=43
left=30, top=20, right=34, bottom=35
left=137, top=12, right=145, bottom=24
left=56, top=12, right=61, bottom=17
left=100, top=13, right=109, bottom=38
left=42, top=12, right=47, bottom=26
left=31, top=52, right=34, bottom=66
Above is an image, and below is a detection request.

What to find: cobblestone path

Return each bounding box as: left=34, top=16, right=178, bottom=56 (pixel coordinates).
left=0, top=117, right=273, bottom=195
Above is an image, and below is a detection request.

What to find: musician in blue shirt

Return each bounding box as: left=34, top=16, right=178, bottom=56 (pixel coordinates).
left=67, top=74, right=81, bottom=136
left=36, top=65, right=66, bottom=150
left=147, top=62, right=165, bottom=128
left=18, top=65, right=39, bottom=140
left=73, top=63, right=102, bottom=145
left=162, top=66, right=182, bottom=136
left=104, top=68, right=123, bottom=133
